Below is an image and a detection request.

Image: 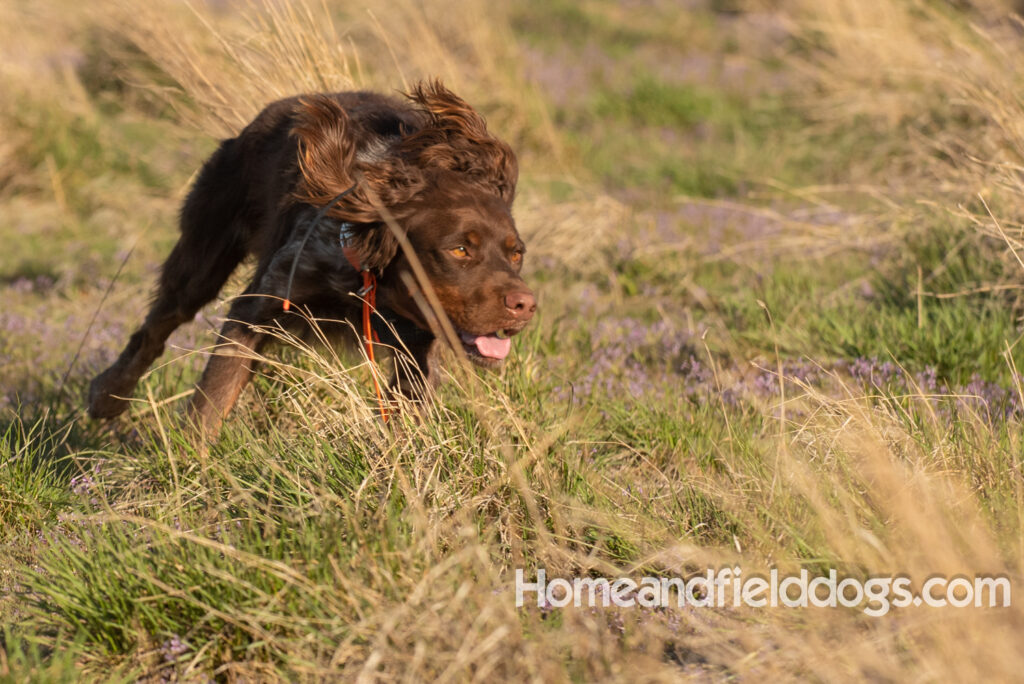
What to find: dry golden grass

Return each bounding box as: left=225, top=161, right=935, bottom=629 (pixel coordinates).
left=136, top=346, right=1024, bottom=681
left=93, top=0, right=562, bottom=166
left=780, top=0, right=1024, bottom=291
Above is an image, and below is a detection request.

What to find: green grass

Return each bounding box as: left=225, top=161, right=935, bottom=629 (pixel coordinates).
left=697, top=260, right=1020, bottom=381
left=0, top=417, right=76, bottom=545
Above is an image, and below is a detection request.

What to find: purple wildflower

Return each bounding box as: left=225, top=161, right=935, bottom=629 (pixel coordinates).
left=160, top=635, right=189, bottom=662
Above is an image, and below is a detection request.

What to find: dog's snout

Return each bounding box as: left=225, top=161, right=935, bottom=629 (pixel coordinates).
left=505, top=290, right=537, bottom=320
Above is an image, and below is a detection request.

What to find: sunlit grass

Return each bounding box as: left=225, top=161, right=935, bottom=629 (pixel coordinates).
left=4, top=0, right=1024, bottom=680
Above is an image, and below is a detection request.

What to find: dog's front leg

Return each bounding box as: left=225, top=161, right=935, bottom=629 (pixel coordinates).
left=185, top=236, right=326, bottom=440
left=388, top=337, right=440, bottom=403
left=185, top=280, right=284, bottom=441
left=187, top=318, right=267, bottom=440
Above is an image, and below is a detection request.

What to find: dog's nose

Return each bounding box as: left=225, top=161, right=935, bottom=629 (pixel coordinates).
left=505, top=290, right=537, bottom=320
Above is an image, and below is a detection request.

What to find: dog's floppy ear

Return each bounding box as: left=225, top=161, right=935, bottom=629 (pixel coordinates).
left=292, top=95, right=422, bottom=272
left=403, top=80, right=518, bottom=205
left=291, top=95, right=362, bottom=212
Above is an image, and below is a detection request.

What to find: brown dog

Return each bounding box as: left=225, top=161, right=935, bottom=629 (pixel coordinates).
left=87, top=81, right=536, bottom=437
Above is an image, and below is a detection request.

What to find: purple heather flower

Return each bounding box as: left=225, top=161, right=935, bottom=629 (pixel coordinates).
left=916, top=366, right=939, bottom=393
left=847, top=357, right=899, bottom=386
left=160, top=635, right=189, bottom=662
left=754, top=371, right=779, bottom=396
left=69, top=474, right=95, bottom=495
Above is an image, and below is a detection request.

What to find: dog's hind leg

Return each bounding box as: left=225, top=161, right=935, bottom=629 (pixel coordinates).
left=87, top=140, right=249, bottom=420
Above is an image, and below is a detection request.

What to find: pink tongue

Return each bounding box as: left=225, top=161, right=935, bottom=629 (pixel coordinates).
left=474, top=335, right=512, bottom=359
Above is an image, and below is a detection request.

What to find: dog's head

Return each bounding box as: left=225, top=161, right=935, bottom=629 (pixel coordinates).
left=290, top=81, right=535, bottom=366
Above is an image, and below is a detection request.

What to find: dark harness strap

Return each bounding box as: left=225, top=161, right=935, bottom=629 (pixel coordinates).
left=337, top=222, right=434, bottom=352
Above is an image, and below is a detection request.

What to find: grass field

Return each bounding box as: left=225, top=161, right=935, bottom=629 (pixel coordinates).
left=4, top=0, right=1024, bottom=680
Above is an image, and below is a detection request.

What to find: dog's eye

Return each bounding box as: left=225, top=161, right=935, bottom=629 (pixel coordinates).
left=450, top=246, right=469, bottom=258
left=510, top=250, right=523, bottom=264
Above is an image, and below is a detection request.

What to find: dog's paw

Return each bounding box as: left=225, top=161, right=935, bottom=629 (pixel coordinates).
left=87, top=369, right=134, bottom=419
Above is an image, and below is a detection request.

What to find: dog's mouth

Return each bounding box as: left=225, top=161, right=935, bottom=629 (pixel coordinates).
left=458, top=330, right=513, bottom=366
